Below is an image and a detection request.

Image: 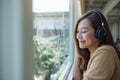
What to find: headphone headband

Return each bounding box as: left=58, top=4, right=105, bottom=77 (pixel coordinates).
left=89, top=10, right=103, bottom=25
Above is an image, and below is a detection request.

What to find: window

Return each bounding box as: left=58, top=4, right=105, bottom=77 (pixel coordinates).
left=32, top=0, right=72, bottom=80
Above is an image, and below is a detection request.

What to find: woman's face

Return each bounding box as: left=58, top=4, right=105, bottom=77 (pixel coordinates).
left=76, top=19, right=99, bottom=51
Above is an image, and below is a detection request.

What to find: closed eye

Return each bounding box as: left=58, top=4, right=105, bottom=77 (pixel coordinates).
left=77, top=27, right=88, bottom=33
left=81, top=29, right=87, bottom=33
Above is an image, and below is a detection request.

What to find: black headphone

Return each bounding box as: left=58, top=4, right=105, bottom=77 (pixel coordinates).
left=89, top=10, right=107, bottom=39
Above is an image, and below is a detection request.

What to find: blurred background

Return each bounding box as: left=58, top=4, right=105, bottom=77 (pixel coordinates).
left=0, top=0, right=120, bottom=80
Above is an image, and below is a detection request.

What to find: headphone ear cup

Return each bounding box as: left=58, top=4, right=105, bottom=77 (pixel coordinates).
left=95, top=26, right=106, bottom=39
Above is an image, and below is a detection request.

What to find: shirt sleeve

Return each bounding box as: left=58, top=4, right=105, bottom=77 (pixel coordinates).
left=83, top=49, right=115, bottom=80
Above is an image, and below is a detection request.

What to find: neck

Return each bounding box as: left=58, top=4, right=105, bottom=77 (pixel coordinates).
left=89, top=42, right=99, bottom=53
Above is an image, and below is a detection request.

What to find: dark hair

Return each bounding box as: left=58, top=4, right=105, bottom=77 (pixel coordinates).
left=73, top=10, right=120, bottom=71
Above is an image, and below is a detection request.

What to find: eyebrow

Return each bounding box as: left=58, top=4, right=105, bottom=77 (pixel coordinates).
left=77, top=27, right=88, bottom=30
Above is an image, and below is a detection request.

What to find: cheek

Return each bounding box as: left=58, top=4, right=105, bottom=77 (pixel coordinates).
left=84, top=33, right=95, bottom=44
left=84, top=33, right=94, bottom=40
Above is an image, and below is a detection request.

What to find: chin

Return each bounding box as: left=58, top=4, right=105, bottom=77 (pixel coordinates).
left=79, top=46, right=87, bottom=49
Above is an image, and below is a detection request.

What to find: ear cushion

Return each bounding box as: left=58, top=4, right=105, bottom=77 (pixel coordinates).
left=95, top=26, right=106, bottom=39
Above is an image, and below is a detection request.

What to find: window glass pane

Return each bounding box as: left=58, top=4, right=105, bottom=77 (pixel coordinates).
left=32, top=0, right=70, bottom=80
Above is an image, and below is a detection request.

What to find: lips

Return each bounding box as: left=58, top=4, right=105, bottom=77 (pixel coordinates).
left=79, top=41, right=86, bottom=44
left=79, top=40, right=85, bottom=42
left=80, top=41, right=85, bottom=42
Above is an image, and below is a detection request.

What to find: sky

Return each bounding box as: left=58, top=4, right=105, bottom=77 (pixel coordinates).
left=32, top=0, right=69, bottom=13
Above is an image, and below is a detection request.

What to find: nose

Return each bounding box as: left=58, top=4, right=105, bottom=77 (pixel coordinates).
left=76, top=32, right=82, bottom=39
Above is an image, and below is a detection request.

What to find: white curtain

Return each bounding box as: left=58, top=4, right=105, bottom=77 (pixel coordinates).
left=0, top=0, right=33, bottom=80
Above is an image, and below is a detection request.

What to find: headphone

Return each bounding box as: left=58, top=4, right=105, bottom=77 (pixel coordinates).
left=89, top=10, right=107, bottom=39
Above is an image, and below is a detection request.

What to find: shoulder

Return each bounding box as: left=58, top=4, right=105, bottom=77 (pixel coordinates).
left=90, top=45, right=116, bottom=64
left=96, top=45, right=115, bottom=52
left=93, top=45, right=116, bottom=57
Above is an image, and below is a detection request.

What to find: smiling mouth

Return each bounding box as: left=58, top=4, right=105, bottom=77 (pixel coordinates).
left=80, top=41, right=85, bottom=42
left=79, top=41, right=86, bottom=44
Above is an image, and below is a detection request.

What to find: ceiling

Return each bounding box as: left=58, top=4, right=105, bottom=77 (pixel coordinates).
left=84, top=0, right=108, bottom=11
left=83, top=0, right=120, bottom=23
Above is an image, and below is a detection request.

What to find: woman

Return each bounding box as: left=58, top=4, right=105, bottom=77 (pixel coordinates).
left=73, top=10, right=120, bottom=80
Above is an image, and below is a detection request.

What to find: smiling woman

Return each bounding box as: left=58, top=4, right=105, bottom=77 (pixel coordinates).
left=73, top=10, right=120, bottom=80
left=32, top=0, right=69, bottom=13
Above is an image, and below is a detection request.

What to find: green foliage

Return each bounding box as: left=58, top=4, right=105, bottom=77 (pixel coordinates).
left=33, top=35, right=69, bottom=79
